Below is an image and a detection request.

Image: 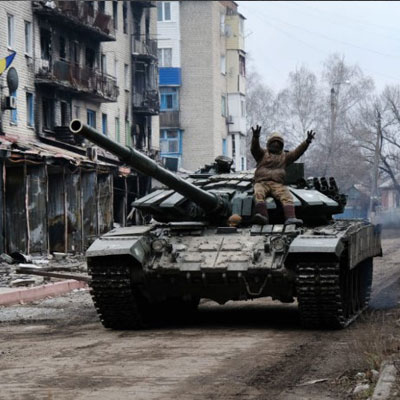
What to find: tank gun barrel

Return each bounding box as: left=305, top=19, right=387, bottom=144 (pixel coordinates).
left=70, top=120, right=222, bottom=213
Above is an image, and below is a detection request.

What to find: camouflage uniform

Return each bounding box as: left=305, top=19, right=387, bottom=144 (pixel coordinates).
left=251, top=131, right=311, bottom=224
left=254, top=180, right=294, bottom=206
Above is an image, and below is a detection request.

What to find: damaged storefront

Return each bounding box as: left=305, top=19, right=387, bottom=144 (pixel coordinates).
left=0, top=138, right=138, bottom=256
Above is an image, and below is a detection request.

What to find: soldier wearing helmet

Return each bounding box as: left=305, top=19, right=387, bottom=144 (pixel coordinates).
left=251, top=126, right=316, bottom=225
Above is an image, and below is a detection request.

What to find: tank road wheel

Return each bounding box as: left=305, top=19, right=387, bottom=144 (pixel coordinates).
left=296, top=258, right=373, bottom=329
left=88, top=258, right=153, bottom=330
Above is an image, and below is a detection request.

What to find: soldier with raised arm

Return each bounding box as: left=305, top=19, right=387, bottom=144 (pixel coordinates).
left=251, top=125, right=316, bottom=225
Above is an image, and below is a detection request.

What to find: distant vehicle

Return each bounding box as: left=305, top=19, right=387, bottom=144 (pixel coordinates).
left=70, top=120, right=382, bottom=330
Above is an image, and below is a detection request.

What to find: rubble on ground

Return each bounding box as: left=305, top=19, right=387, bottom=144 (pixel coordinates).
left=0, top=253, right=87, bottom=288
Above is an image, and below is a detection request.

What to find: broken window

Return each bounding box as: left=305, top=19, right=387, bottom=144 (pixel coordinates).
left=59, top=36, right=66, bottom=60
left=85, top=47, right=95, bottom=69
left=239, top=55, right=246, bottom=76
left=124, top=64, right=129, bottom=90
left=70, top=41, right=80, bottom=66
left=40, top=28, right=51, bottom=61
left=74, top=105, right=80, bottom=119
left=42, top=98, right=55, bottom=131
left=133, top=7, right=142, bottom=41
left=60, top=101, right=70, bottom=126
left=123, top=1, right=128, bottom=34
left=26, top=92, right=34, bottom=127
left=101, top=54, right=107, bottom=74
left=86, top=1, right=95, bottom=17
left=113, top=1, right=118, bottom=30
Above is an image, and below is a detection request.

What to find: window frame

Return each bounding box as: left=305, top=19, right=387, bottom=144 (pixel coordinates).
left=160, top=87, right=179, bottom=111
left=26, top=92, right=34, bottom=127
left=157, top=2, right=171, bottom=22
left=24, top=21, right=33, bottom=56
left=125, top=119, right=131, bottom=146
left=102, top=113, right=108, bottom=135
left=10, top=90, right=17, bottom=125
left=7, top=14, right=15, bottom=49
left=160, top=129, right=181, bottom=155
left=158, top=48, right=172, bottom=67
left=221, top=95, right=227, bottom=117
left=87, top=109, right=96, bottom=129
left=124, top=63, right=129, bottom=90
left=220, top=54, right=226, bottom=75
left=113, top=1, right=118, bottom=30
left=115, top=117, right=120, bottom=142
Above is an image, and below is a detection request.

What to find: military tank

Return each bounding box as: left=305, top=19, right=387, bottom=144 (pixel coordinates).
left=69, top=120, right=382, bottom=330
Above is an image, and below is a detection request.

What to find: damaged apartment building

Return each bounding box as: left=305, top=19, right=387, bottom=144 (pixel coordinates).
left=0, top=1, right=159, bottom=255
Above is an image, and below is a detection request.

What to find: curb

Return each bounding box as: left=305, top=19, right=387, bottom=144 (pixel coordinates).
left=0, top=280, right=88, bottom=306
left=372, top=361, right=398, bottom=400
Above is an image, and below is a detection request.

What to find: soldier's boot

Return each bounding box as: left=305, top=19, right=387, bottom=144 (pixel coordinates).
left=253, top=202, right=269, bottom=225
left=283, top=205, right=303, bottom=226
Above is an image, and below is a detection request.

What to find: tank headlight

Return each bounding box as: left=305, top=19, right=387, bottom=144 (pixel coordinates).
left=152, top=239, right=167, bottom=253
left=270, top=236, right=286, bottom=252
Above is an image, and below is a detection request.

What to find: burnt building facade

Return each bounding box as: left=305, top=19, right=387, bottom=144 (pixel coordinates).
left=0, top=1, right=159, bottom=255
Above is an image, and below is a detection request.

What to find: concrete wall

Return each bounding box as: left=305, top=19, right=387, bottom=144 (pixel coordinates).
left=0, top=2, right=36, bottom=140
left=180, top=1, right=229, bottom=171
left=157, top=1, right=181, bottom=68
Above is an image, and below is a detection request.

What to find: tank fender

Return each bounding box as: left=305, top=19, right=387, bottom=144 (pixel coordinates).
left=86, top=236, right=150, bottom=264
left=288, top=235, right=344, bottom=257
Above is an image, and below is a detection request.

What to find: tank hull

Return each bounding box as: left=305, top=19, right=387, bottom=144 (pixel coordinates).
left=87, top=219, right=381, bottom=329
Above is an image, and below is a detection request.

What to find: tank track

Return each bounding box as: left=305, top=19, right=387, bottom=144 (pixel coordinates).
left=88, top=259, right=146, bottom=330
left=296, top=259, right=373, bottom=329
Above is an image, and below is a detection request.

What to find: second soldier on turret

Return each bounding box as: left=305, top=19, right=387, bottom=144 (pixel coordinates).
left=251, top=125, right=316, bottom=225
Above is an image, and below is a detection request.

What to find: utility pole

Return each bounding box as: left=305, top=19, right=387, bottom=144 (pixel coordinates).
left=369, top=110, right=382, bottom=222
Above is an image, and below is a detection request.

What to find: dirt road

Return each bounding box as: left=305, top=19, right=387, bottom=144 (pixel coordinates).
left=1, top=237, right=399, bottom=400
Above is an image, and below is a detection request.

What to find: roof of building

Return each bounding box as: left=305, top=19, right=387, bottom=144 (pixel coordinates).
left=0, top=136, right=115, bottom=168
left=379, top=175, right=400, bottom=189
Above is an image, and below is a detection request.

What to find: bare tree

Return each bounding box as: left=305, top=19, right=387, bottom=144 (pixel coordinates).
left=245, top=69, right=279, bottom=167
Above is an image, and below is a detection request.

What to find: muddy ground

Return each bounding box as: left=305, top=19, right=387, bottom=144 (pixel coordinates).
left=0, top=237, right=399, bottom=400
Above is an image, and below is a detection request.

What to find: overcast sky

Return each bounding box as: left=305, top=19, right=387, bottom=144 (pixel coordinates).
left=237, top=1, right=400, bottom=92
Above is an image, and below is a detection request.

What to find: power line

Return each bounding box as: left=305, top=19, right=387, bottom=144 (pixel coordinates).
left=240, top=3, right=400, bottom=83
left=278, top=2, right=400, bottom=44
left=241, top=3, right=400, bottom=61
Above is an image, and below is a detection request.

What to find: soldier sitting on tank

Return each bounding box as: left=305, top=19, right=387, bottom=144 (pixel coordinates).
left=251, top=125, right=316, bottom=225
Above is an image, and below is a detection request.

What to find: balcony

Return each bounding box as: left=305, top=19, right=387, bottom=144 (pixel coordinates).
left=132, top=37, right=158, bottom=59
left=160, top=111, right=180, bottom=128
left=133, top=90, right=159, bottom=115
left=35, top=58, right=119, bottom=103
left=33, top=0, right=115, bottom=42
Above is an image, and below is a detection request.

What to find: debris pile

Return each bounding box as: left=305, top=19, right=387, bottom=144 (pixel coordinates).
left=0, top=252, right=88, bottom=288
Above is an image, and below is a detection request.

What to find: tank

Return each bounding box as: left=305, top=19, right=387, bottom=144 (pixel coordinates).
left=69, top=120, right=382, bottom=329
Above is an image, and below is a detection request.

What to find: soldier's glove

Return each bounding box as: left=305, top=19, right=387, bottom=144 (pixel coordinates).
left=306, top=130, right=316, bottom=144
left=251, top=125, right=261, bottom=138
